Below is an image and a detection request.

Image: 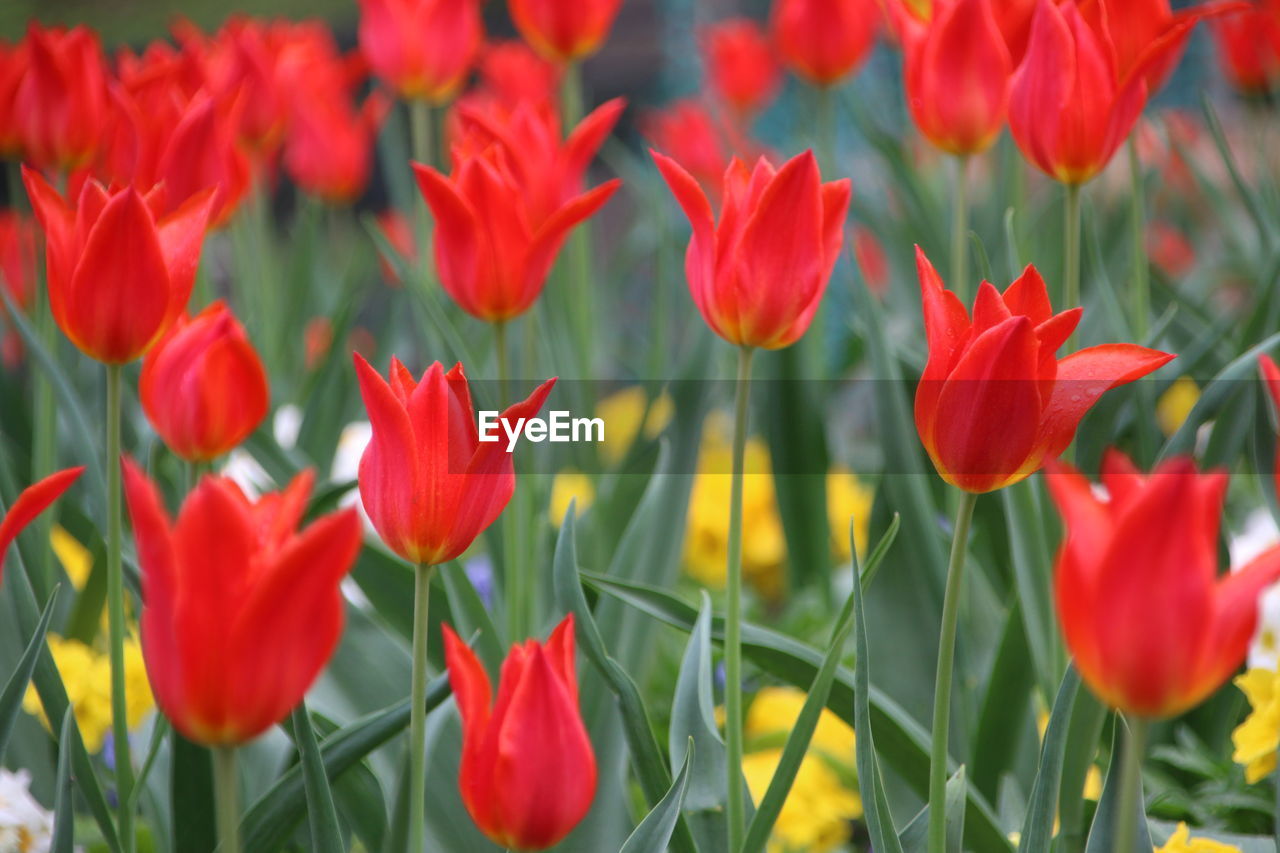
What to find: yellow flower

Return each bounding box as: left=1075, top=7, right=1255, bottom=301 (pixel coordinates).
left=827, top=468, right=874, bottom=562
left=684, top=414, right=786, bottom=598
left=597, top=387, right=673, bottom=466
left=1156, top=377, right=1200, bottom=436
left=742, top=749, right=862, bottom=853
left=1232, top=667, right=1280, bottom=782
left=746, top=686, right=855, bottom=765
left=1155, top=822, right=1242, bottom=853
left=51, top=525, right=92, bottom=589
left=23, top=634, right=153, bottom=754
left=549, top=470, right=595, bottom=527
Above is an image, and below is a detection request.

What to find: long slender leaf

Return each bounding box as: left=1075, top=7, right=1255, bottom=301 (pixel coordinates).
left=0, top=585, right=58, bottom=760
left=50, top=708, right=76, bottom=853
left=1019, top=666, right=1080, bottom=853
left=619, top=740, right=694, bottom=853
left=294, top=702, right=345, bottom=853
left=1084, top=719, right=1153, bottom=852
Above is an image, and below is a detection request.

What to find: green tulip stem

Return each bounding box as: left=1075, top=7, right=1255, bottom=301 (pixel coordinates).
left=1064, top=182, right=1082, bottom=350
left=408, top=562, right=436, bottom=853
left=213, top=746, right=241, bottom=853
left=952, top=154, right=971, bottom=303
left=1114, top=715, right=1150, bottom=852
left=1127, top=137, right=1149, bottom=342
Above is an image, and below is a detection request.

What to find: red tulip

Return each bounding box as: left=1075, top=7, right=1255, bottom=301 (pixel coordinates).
left=902, top=0, right=1012, bottom=155
left=1008, top=0, right=1149, bottom=184
left=1077, top=0, right=1247, bottom=96
left=358, top=0, right=482, bottom=102
left=0, top=40, right=28, bottom=158
left=140, top=302, right=268, bottom=463
left=1261, top=355, right=1280, bottom=496
left=653, top=149, right=851, bottom=350
left=913, top=247, right=1173, bottom=493
left=888, top=0, right=1036, bottom=63
left=123, top=460, right=362, bottom=745
left=1146, top=221, right=1195, bottom=277
left=13, top=24, right=109, bottom=170
left=476, top=41, right=562, bottom=115
left=354, top=355, right=556, bottom=565
left=1047, top=451, right=1280, bottom=717
left=853, top=226, right=890, bottom=297
left=23, top=167, right=215, bottom=365
left=1211, top=0, right=1280, bottom=94
left=375, top=209, right=417, bottom=285
left=703, top=19, right=782, bottom=117
left=0, top=468, right=85, bottom=585
left=415, top=101, right=621, bottom=321
left=285, top=92, right=389, bottom=203
left=443, top=615, right=596, bottom=850
left=508, top=0, right=624, bottom=62
left=771, top=0, right=880, bottom=86
left=0, top=211, right=36, bottom=311
left=642, top=99, right=731, bottom=200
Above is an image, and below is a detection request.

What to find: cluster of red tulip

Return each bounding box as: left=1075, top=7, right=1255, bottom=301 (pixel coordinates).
left=2, top=0, right=1280, bottom=850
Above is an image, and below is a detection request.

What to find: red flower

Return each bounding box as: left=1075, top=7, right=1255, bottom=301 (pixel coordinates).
left=1008, top=0, right=1149, bottom=184
left=476, top=41, right=562, bottom=114
left=703, top=19, right=782, bottom=117
left=1261, top=355, right=1280, bottom=497
left=415, top=101, right=622, bottom=321
left=853, top=226, right=890, bottom=297
left=913, top=247, right=1173, bottom=493
left=902, top=0, right=1012, bottom=155
left=1146, top=221, right=1195, bottom=277
left=23, top=167, right=215, bottom=364
left=140, top=302, right=269, bottom=463
left=123, top=460, right=362, bottom=745
left=0, top=40, right=28, bottom=158
left=354, top=355, right=556, bottom=565
left=443, top=615, right=596, bottom=850
left=375, top=209, right=417, bottom=285
left=888, top=0, right=1036, bottom=63
left=1077, top=0, right=1247, bottom=96
left=508, top=0, right=624, bottom=62
left=653, top=149, right=851, bottom=350
left=1211, top=0, right=1280, bottom=94
left=0, top=210, right=36, bottom=311
left=13, top=24, right=109, bottom=170
left=771, top=0, right=880, bottom=86
left=1047, top=451, right=1280, bottom=717
left=359, top=0, right=482, bottom=102
left=0, top=468, right=85, bottom=585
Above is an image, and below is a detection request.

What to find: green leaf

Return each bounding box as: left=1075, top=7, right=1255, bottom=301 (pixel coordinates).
left=1200, top=94, right=1274, bottom=248
left=853, top=520, right=904, bottom=853
left=50, top=707, right=75, bottom=853
left=241, top=679, right=449, bottom=853
left=293, top=702, right=346, bottom=853
left=440, top=561, right=505, bottom=673
left=898, top=767, right=968, bottom=851
left=669, top=591, right=728, bottom=813
left=172, top=732, right=217, bottom=853
left=1084, top=720, right=1153, bottom=853
left=619, top=739, right=694, bottom=853
left=1019, top=665, right=1080, bottom=853
left=1001, top=478, right=1060, bottom=700
left=581, top=569, right=1014, bottom=853
left=970, top=600, right=1034, bottom=804
left=742, top=516, right=888, bottom=853
left=1057, top=688, right=1107, bottom=850
left=0, top=585, right=58, bottom=760
left=550, top=503, right=700, bottom=853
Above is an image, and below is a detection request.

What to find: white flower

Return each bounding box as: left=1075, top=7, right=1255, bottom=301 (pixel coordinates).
left=1228, top=508, right=1280, bottom=670
left=0, top=769, right=53, bottom=853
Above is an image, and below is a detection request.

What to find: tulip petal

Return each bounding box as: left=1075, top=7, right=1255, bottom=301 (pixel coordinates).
left=525, top=179, right=620, bottom=315
left=156, top=187, right=217, bottom=326
left=929, top=316, right=1043, bottom=492
left=1045, top=457, right=1111, bottom=683
left=652, top=151, right=717, bottom=325
left=1002, top=263, right=1054, bottom=325
left=353, top=353, right=422, bottom=563
left=1010, top=0, right=1074, bottom=179
left=1192, top=546, right=1280, bottom=711
left=1038, top=343, right=1174, bottom=458
left=413, top=163, right=484, bottom=318
left=0, top=466, right=84, bottom=578
left=562, top=98, right=625, bottom=191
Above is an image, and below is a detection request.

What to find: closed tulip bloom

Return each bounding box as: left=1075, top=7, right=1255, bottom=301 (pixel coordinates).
left=1009, top=0, right=1148, bottom=185
left=0, top=468, right=85, bottom=584
left=122, top=461, right=362, bottom=745
left=642, top=99, right=731, bottom=199
left=903, top=0, right=1012, bottom=155
left=23, top=167, right=215, bottom=364
left=913, top=247, right=1173, bottom=493
left=653, top=149, right=851, bottom=350
left=414, top=103, right=621, bottom=321
left=889, top=0, right=1036, bottom=62
left=704, top=19, right=782, bottom=116
left=771, top=0, right=879, bottom=86
left=358, top=0, right=481, bottom=102
left=444, top=615, right=596, bottom=850
left=286, top=93, right=389, bottom=204
left=140, top=302, right=268, bottom=463
left=13, top=24, right=108, bottom=170
left=508, top=0, right=624, bottom=62
left=354, top=355, right=556, bottom=565
left=0, top=41, right=27, bottom=158
left=1046, top=451, right=1280, bottom=718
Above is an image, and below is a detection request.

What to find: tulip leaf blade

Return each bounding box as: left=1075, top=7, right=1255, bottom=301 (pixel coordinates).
left=620, top=739, right=694, bottom=853
left=668, top=592, right=729, bottom=816
left=741, top=520, right=867, bottom=853
left=551, top=503, right=701, bottom=853
left=897, top=766, right=968, bottom=850
left=1084, top=719, right=1153, bottom=853
left=970, top=599, right=1035, bottom=804
left=240, top=678, right=449, bottom=853
left=0, top=584, right=58, bottom=761
left=1001, top=477, right=1061, bottom=701
left=293, top=702, right=346, bottom=853
left=852, top=520, right=905, bottom=853
left=50, top=707, right=76, bottom=853
left=1019, top=664, right=1080, bottom=853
